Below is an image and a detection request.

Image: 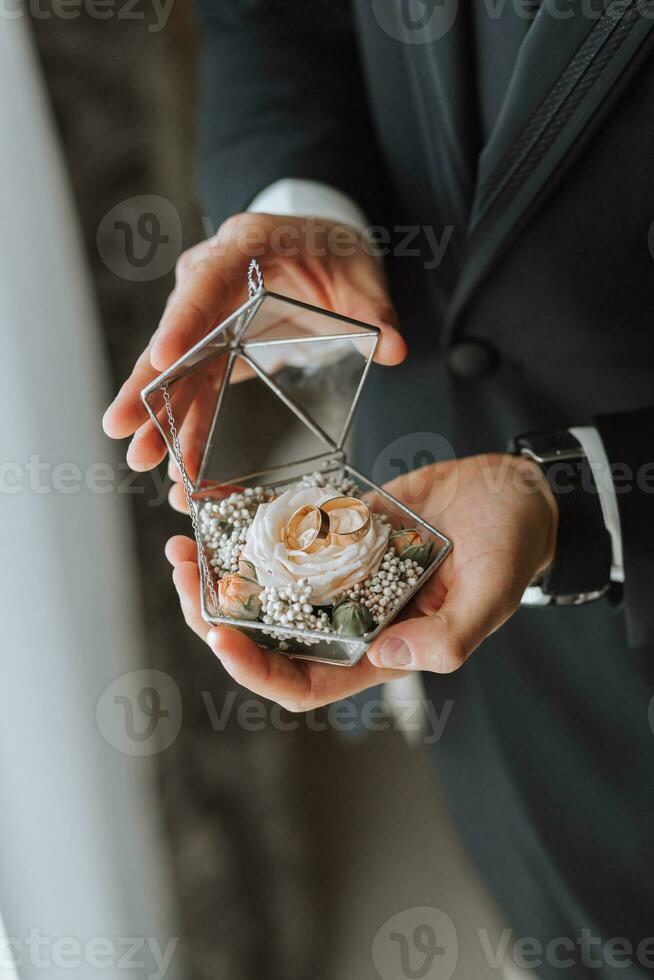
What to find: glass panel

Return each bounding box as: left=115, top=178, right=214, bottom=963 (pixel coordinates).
left=244, top=336, right=376, bottom=450
left=242, top=292, right=377, bottom=344
left=143, top=349, right=231, bottom=485
left=196, top=354, right=335, bottom=487
left=142, top=290, right=380, bottom=491
left=157, top=295, right=261, bottom=378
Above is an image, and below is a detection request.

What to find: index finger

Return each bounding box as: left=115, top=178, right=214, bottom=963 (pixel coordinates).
left=150, top=246, right=247, bottom=371
left=102, top=347, right=160, bottom=439
left=103, top=243, right=247, bottom=440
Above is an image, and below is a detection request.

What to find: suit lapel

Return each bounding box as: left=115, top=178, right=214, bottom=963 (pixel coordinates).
left=472, top=0, right=602, bottom=223
left=447, top=0, right=654, bottom=331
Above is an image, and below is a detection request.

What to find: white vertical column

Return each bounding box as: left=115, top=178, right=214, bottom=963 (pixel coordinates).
left=0, top=19, right=181, bottom=980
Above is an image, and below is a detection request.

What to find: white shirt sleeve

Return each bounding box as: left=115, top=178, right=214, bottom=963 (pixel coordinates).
left=249, top=178, right=370, bottom=233
left=248, top=179, right=378, bottom=374
left=570, top=426, right=624, bottom=583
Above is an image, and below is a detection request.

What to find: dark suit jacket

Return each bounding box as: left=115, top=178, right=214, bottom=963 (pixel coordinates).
left=195, top=2, right=654, bottom=975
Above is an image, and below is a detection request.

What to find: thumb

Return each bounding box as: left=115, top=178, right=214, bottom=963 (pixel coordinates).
left=367, top=559, right=522, bottom=673
left=369, top=313, right=407, bottom=367
left=343, top=261, right=407, bottom=367
left=345, top=293, right=407, bottom=367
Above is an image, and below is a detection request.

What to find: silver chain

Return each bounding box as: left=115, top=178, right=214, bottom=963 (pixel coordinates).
left=247, top=257, right=264, bottom=297
left=162, top=383, right=219, bottom=613
left=161, top=260, right=265, bottom=616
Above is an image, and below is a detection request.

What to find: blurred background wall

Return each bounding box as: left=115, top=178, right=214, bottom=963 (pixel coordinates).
left=0, top=16, right=180, bottom=980
left=26, top=6, right=317, bottom=979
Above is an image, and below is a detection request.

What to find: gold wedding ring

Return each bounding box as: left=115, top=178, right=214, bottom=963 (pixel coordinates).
left=284, top=496, right=372, bottom=553
left=322, top=496, right=371, bottom=545
left=284, top=504, right=331, bottom=553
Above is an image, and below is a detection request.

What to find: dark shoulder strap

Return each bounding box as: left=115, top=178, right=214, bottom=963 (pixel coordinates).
left=472, top=0, right=651, bottom=231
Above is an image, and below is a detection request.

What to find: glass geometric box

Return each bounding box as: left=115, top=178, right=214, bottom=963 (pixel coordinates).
left=142, top=283, right=452, bottom=667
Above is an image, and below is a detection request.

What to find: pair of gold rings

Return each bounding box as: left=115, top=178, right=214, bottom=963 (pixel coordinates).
left=284, top=496, right=371, bottom=553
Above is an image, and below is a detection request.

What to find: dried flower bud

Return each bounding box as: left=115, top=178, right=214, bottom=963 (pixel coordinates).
left=218, top=573, right=262, bottom=621
left=390, top=527, right=422, bottom=555
left=390, top=528, right=433, bottom=567
left=331, top=598, right=374, bottom=637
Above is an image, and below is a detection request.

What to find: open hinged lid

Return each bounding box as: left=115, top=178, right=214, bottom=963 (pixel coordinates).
left=141, top=283, right=380, bottom=492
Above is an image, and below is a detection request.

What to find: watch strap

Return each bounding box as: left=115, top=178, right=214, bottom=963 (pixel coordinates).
left=513, top=431, right=612, bottom=601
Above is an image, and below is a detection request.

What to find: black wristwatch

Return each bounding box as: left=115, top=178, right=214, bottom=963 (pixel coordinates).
left=511, top=430, right=613, bottom=606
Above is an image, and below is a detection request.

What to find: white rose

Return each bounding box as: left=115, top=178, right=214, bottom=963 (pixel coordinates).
left=241, top=485, right=389, bottom=605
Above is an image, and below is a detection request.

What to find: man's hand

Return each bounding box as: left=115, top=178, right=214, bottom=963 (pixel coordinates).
left=102, top=212, right=407, bottom=475
left=166, top=454, right=558, bottom=711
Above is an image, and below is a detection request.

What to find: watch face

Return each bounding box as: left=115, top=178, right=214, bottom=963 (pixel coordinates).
left=517, top=430, right=582, bottom=462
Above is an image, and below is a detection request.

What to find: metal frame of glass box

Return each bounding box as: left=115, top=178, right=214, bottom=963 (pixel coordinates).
left=142, top=287, right=452, bottom=666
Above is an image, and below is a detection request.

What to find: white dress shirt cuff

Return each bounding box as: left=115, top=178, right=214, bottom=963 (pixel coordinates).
left=570, top=426, right=624, bottom=583
left=249, top=178, right=370, bottom=234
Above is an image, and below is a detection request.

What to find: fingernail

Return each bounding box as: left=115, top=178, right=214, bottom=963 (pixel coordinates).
left=378, top=637, right=412, bottom=667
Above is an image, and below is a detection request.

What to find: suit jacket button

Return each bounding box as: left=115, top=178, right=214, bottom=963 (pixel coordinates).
left=446, top=340, right=498, bottom=379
